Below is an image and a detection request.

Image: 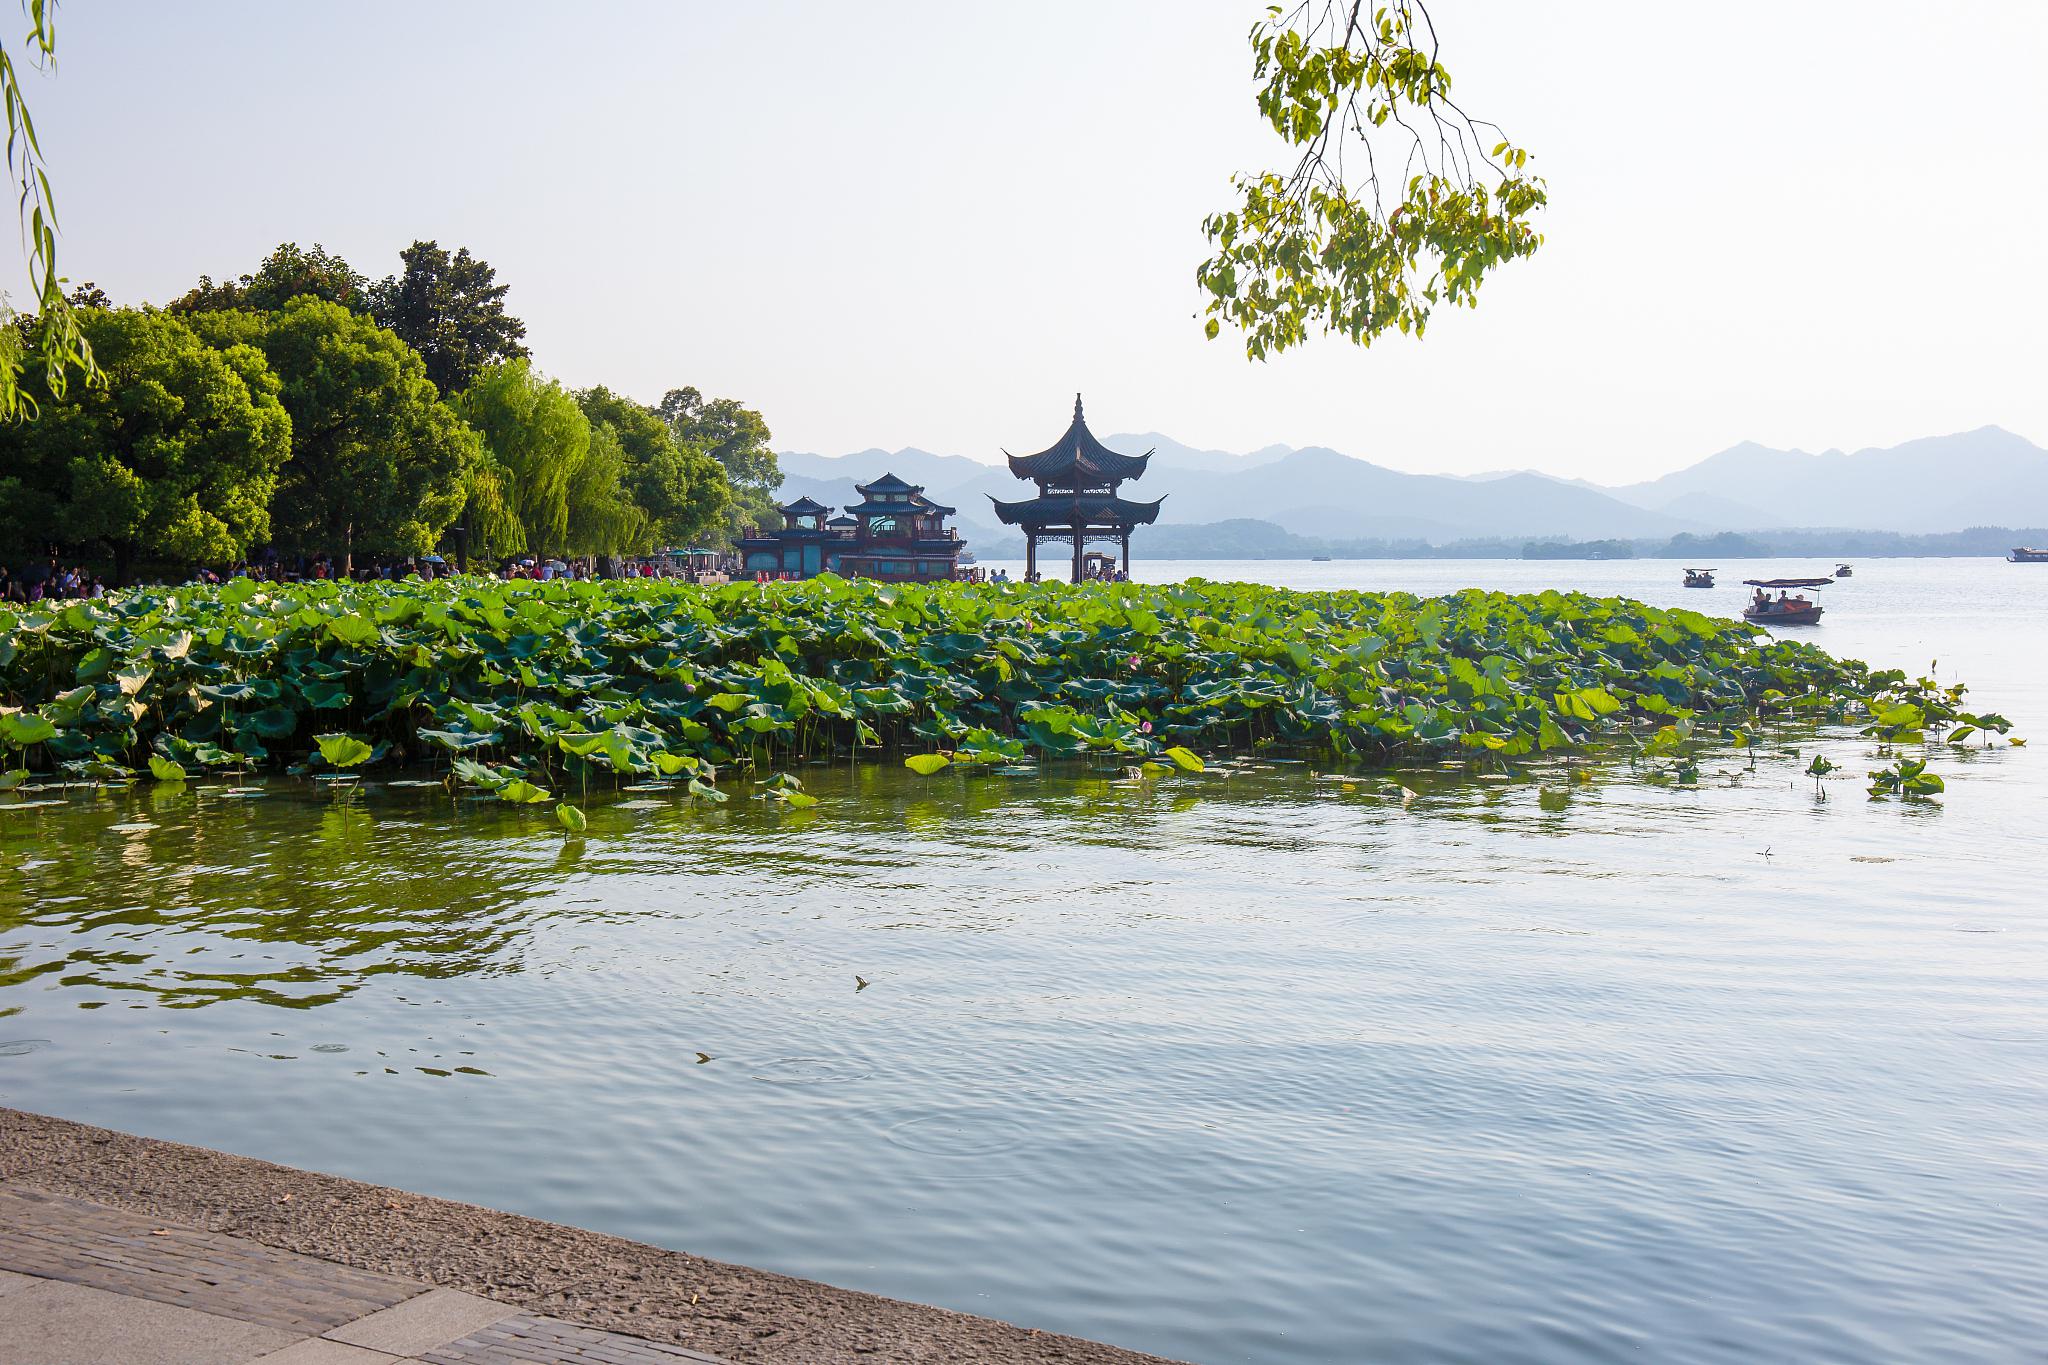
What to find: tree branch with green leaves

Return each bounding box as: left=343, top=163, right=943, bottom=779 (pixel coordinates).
left=0, top=0, right=93, bottom=416
left=1199, top=1, right=1546, bottom=359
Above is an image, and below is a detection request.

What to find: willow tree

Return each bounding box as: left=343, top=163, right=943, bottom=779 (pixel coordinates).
left=0, top=2, right=94, bottom=417
left=458, top=359, right=651, bottom=559
left=1199, top=1, right=1546, bottom=357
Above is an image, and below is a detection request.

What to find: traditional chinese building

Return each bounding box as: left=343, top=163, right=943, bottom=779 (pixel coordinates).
left=737, top=475, right=968, bottom=581
left=990, top=395, right=1164, bottom=581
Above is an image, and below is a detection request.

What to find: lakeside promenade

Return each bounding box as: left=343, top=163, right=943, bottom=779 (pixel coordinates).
left=0, top=1108, right=1180, bottom=1365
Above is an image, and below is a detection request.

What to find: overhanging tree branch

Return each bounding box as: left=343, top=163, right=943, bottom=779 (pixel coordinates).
left=1198, top=0, right=1547, bottom=359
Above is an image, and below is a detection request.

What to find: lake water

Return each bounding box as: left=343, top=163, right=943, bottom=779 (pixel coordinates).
left=4, top=558, right=2046, bottom=1364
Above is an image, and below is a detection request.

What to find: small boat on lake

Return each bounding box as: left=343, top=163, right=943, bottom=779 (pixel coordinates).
left=1742, top=578, right=1827, bottom=625
left=2011, top=547, right=2048, bottom=563
left=1683, top=568, right=1715, bottom=588
left=1835, top=563, right=1854, bottom=578
left=1311, top=555, right=1332, bottom=562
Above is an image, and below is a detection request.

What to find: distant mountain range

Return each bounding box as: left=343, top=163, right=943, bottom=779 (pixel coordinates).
left=775, top=425, right=2048, bottom=558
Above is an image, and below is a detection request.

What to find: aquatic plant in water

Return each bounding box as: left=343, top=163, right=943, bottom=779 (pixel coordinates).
left=0, top=575, right=2006, bottom=804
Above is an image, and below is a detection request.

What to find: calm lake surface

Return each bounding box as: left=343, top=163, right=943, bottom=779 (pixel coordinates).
left=4, top=557, right=2046, bottom=1364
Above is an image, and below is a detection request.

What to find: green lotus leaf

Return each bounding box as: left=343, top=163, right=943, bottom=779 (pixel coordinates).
left=1, top=712, right=58, bottom=747
left=315, top=734, right=374, bottom=769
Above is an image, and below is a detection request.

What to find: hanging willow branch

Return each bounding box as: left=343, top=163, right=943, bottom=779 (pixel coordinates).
left=1198, top=1, right=1546, bottom=359
left=0, top=0, right=94, bottom=418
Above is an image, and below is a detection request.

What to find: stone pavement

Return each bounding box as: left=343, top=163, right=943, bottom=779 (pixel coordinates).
left=0, top=1186, right=725, bottom=1365
left=2, top=1107, right=1181, bottom=1365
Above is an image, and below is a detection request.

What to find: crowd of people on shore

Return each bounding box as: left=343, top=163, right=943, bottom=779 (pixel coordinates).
left=0, top=560, right=109, bottom=602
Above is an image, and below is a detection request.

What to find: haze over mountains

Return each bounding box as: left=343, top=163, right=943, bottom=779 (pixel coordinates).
left=776, top=425, right=2048, bottom=556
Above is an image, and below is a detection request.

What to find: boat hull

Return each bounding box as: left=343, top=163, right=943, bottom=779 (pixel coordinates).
left=1745, top=606, right=1823, bottom=626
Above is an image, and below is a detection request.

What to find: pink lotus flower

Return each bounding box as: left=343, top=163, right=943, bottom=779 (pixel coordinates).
left=1140, top=721, right=1153, bottom=733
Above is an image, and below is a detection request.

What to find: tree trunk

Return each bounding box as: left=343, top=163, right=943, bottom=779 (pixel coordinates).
left=113, top=542, right=132, bottom=589
left=343, top=522, right=354, bottom=577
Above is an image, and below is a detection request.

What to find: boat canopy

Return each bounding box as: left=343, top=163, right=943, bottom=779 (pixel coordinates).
left=1743, top=577, right=1833, bottom=589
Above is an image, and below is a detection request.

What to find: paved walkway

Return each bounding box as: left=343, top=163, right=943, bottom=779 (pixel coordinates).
left=0, top=1186, right=724, bottom=1365
left=3, top=1107, right=1178, bottom=1365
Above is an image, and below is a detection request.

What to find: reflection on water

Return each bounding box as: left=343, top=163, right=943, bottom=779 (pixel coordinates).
left=3, top=558, right=2047, bottom=1365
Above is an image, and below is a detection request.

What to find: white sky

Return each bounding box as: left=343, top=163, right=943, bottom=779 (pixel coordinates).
left=23, top=1, right=2048, bottom=479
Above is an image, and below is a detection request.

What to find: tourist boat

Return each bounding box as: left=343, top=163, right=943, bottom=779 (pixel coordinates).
left=1741, top=577, right=1829, bottom=625
left=2010, top=547, right=2048, bottom=563
left=1682, top=568, right=1715, bottom=588
left=1834, top=563, right=1854, bottom=578
left=1311, top=555, right=1333, bottom=562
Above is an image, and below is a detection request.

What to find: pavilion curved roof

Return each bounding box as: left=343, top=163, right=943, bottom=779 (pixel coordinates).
left=1005, top=394, right=1152, bottom=484
left=854, top=472, right=923, bottom=497
left=987, top=491, right=1166, bottom=527
left=778, top=495, right=831, bottom=517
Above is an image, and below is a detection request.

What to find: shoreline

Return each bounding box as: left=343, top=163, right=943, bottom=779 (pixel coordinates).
left=0, top=1106, right=1182, bottom=1365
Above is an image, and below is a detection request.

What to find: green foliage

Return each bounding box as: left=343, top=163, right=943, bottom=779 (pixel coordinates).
left=1199, top=2, right=1544, bottom=358
left=659, top=387, right=778, bottom=540
left=0, top=579, right=1979, bottom=816
left=554, top=801, right=587, bottom=832
left=0, top=1, right=97, bottom=419
left=576, top=386, right=730, bottom=549
left=370, top=240, right=528, bottom=395
left=0, top=308, right=292, bottom=575
left=457, top=360, right=614, bottom=555
left=147, top=754, right=187, bottom=782
left=188, top=298, right=480, bottom=559
left=1867, top=756, right=1944, bottom=800
left=168, top=242, right=368, bottom=314
left=315, top=733, right=374, bottom=768
left=904, top=753, right=950, bottom=776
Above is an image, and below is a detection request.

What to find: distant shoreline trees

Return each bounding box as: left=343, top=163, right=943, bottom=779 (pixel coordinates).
left=0, top=240, right=777, bottom=581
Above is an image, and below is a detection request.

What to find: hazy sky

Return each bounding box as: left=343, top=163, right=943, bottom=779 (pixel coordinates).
left=22, top=2, right=2048, bottom=479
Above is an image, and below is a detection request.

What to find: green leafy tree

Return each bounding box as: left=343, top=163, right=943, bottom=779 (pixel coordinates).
left=187, top=299, right=480, bottom=566
left=1199, top=1, right=1545, bottom=358
left=0, top=308, right=291, bottom=581
left=456, top=360, right=595, bottom=556
left=168, top=241, right=369, bottom=315
left=658, top=387, right=779, bottom=541
left=371, top=241, right=528, bottom=395
left=0, top=2, right=96, bottom=418
left=564, top=422, right=647, bottom=556
left=575, top=386, right=730, bottom=549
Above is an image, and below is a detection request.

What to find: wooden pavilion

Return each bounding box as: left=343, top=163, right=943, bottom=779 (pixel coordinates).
left=990, top=395, right=1164, bottom=582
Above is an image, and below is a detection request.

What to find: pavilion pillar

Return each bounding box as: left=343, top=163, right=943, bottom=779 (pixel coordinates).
left=1071, top=525, right=1084, bottom=584
left=1026, top=533, right=1037, bottom=580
